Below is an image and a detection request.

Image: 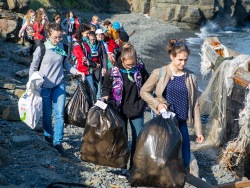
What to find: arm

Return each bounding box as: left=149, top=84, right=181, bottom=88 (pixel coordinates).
left=140, top=68, right=167, bottom=113
left=73, top=45, right=89, bottom=66
left=29, top=46, right=42, bottom=77
left=101, top=70, right=112, bottom=99
left=101, top=43, right=108, bottom=69
left=192, top=75, right=204, bottom=143
left=19, top=21, right=28, bottom=37
left=60, top=18, right=68, bottom=32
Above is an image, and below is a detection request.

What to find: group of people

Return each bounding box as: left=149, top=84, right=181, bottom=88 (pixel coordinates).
left=26, top=9, right=204, bottom=178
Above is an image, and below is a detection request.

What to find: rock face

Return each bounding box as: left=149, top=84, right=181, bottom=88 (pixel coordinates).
left=130, top=0, right=250, bottom=26
left=0, top=0, right=30, bottom=41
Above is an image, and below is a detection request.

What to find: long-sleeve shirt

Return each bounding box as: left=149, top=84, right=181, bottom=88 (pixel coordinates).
left=33, top=21, right=46, bottom=41
left=29, top=42, right=78, bottom=88
left=102, top=61, right=149, bottom=118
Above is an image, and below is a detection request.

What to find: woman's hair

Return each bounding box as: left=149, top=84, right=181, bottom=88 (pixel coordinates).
left=88, top=31, right=96, bottom=38
left=34, top=9, right=43, bottom=24
left=53, top=14, right=61, bottom=22
left=121, top=42, right=137, bottom=61
left=25, top=9, right=34, bottom=25
left=66, top=11, right=76, bottom=19
left=47, top=23, right=62, bottom=36
left=103, top=20, right=111, bottom=26
left=166, top=39, right=190, bottom=57
left=75, top=23, right=90, bottom=40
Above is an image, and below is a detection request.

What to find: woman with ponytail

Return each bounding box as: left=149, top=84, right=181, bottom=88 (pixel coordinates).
left=102, top=42, right=149, bottom=176
left=140, top=39, right=204, bottom=169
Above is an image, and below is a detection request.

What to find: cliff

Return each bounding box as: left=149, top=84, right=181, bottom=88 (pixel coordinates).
left=1, top=0, right=250, bottom=41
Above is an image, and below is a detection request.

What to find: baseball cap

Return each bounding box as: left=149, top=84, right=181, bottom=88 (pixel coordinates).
left=113, top=22, right=120, bottom=30
left=95, top=29, right=104, bottom=34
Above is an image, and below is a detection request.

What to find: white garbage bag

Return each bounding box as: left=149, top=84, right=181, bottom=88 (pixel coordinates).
left=18, top=71, right=44, bottom=129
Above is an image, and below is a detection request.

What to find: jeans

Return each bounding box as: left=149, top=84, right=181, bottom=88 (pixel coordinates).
left=96, top=80, right=102, bottom=99
left=66, top=35, right=72, bottom=42
left=122, top=113, right=144, bottom=169
left=41, top=82, right=66, bottom=145
left=85, top=74, right=95, bottom=94
left=178, top=121, right=191, bottom=168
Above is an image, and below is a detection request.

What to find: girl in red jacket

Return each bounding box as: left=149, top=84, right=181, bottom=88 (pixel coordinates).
left=33, top=9, right=47, bottom=49
left=71, top=24, right=95, bottom=93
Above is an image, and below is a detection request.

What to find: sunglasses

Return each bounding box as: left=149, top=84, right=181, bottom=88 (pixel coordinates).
left=174, top=41, right=188, bottom=47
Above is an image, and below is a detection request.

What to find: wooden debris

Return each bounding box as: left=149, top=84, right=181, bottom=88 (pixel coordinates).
left=218, top=180, right=250, bottom=188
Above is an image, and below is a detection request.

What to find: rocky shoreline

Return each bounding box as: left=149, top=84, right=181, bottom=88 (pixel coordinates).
left=0, top=12, right=239, bottom=187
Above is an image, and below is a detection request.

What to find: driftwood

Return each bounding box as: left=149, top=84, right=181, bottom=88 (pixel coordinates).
left=218, top=179, right=250, bottom=188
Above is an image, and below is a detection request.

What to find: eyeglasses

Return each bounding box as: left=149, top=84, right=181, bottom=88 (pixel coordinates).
left=89, top=39, right=96, bottom=41
left=51, top=36, right=62, bottom=40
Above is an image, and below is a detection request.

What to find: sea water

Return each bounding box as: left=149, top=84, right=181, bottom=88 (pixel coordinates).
left=186, top=23, right=250, bottom=91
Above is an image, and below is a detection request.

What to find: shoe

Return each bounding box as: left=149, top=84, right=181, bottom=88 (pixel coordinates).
left=118, top=169, right=130, bottom=179
left=54, top=144, right=65, bottom=156
left=44, top=136, right=53, bottom=146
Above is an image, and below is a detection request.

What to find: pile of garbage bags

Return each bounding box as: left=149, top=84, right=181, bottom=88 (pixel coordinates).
left=81, top=104, right=129, bottom=168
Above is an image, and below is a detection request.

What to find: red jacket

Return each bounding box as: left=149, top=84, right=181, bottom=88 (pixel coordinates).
left=72, top=41, right=92, bottom=75
left=106, top=38, right=119, bottom=53
left=33, top=21, right=46, bottom=41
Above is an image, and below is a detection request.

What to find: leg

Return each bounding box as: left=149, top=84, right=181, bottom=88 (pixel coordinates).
left=85, top=74, right=96, bottom=94
left=41, top=87, right=53, bottom=137
left=51, top=83, right=66, bottom=145
left=178, top=121, right=191, bottom=168
left=128, top=113, right=144, bottom=169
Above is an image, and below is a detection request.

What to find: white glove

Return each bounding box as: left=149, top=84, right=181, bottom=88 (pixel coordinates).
left=160, top=108, right=176, bottom=119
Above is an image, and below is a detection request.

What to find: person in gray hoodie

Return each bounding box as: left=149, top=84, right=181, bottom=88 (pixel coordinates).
left=29, top=23, right=84, bottom=156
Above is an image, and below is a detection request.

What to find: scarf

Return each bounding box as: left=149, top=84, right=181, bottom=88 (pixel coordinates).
left=44, top=39, right=67, bottom=56
left=120, top=67, right=136, bottom=82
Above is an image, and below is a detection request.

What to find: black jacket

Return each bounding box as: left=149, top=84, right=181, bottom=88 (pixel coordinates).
left=102, top=60, right=149, bottom=118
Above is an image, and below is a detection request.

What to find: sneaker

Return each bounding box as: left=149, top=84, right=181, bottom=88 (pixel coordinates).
left=44, top=136, right=53, bottom=146
left=54, top=144, right=65, bottom=156
left=118, top=169, right=130, bottom=179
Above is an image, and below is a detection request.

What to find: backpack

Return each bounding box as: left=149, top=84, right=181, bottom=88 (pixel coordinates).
left=111, top=62, right=144, bottom=107
left=38, top=42, right=68, bottom=70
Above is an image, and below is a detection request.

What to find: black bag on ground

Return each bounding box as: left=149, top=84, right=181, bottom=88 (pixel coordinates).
left=81, top=104, right=129, bottom=168
left=64, top=78, right=95, bottom=127
left=130, top=115, right=186, bottom=187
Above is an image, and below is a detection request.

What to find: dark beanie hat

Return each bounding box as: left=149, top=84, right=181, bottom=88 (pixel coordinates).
left=119, top=31, right=129, bottom=42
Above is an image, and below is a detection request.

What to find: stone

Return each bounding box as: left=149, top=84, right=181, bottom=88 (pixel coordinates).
left=0, top=172, right=7, bottom=185
left=7, top=0, right=16, bottom=10
left=0, top=147, right=11, bottom=166
left=12, top=135, right=35, bottom=147
left=15, top=69, right=29, bottom=77
left=0, top=81, right=15, bottom=89
left=181, top=6, right=201, bottom=24
left=0, top=93, right=8, bottom=100
left=2, top=105, right=20, bottom=121
left=14, top=88, right=25, bottom=98
left=173, top=5, right=188, bottom=22
left=189, top=152, right=199, bottom=177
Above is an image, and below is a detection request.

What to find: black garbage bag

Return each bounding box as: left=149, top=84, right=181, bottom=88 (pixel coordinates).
left=130, top=115, right=186, bottom=188
left=64, top=78, right=96, bottom=128
left=81, top=104, right=129, bottom=168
